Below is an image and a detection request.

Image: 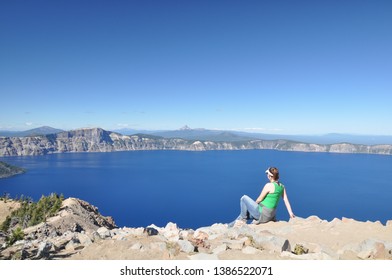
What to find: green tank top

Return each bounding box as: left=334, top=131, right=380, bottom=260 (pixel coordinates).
left=259, top=182, right=284, bottom=211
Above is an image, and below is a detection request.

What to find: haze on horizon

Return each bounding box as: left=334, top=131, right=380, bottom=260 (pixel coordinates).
left=1, top=1, right=391, bottom=135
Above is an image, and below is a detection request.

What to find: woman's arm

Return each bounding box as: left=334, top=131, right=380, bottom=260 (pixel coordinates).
left=255, top=183, right=273, bottom=204
left=282, top=188, right=295, bottom=218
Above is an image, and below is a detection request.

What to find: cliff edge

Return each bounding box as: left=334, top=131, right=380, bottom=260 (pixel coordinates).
left=1, top=128, right=392, bottom=156
left=1, top=198, right=391, bottom=260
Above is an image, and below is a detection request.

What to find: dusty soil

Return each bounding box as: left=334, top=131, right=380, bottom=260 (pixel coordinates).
left=0, top=200, right=20, bottom=224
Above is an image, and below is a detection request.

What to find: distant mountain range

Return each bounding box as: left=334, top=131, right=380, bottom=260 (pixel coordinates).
left=1, top=127, right=392, bottom=157
left=1, top=125, right=392, bottom=146
left=114, top=126, right=392, bottom=145
left=0, top=126, right=64, bottom=137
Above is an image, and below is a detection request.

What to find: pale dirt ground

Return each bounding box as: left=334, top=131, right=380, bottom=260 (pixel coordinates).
left=0, top=200, right=20, bottom=224
left=2, top=200, right=392, bottom=260
left=68, top=217, right=392, bottom=260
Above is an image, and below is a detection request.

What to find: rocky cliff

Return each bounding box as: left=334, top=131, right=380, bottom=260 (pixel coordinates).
left=1, top=198, right=391, bottom=260
left=1, top=128, right=392, bottom=156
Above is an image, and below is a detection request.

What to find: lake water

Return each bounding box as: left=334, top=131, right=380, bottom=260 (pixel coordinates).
left=1, top=150, right=391, bottom=229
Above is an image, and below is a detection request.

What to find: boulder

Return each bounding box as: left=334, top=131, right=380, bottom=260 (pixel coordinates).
left=35, top=241, right=53, bottom=259
left=96, top=227, right=111, bottom=239
left=65, top=238, right=84, bottom=251
left=253, top=235, right=291, bottom=253
left=71, top=223, right=84, bottom=233
left=177, top=240, right=195, bottom=254
left=163, top=222, right=180, bottom=242
left=212, top=244, right=227, bottom=255
left=76, top=233, right=92, bottom=247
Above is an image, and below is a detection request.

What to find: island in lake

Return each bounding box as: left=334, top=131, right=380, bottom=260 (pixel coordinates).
left=0, top=161, right=25, bottom=179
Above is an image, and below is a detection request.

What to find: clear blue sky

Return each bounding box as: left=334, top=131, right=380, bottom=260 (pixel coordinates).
left=1, top=0, right=391, bottom=135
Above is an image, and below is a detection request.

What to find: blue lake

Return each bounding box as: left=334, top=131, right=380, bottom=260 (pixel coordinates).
left=1, top=150, right=392, bottom=229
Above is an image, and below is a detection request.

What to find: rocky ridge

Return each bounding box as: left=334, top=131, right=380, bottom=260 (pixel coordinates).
left=0, top=128, right=392, bottom=157
left=1, top=198, right=391, bottom=260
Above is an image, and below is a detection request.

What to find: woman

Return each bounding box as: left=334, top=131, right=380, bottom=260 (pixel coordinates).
left=228, top=167, right=295, bottom=227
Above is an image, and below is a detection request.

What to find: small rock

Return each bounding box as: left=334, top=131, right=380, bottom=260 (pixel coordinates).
left=71, top=223, right=83, bottom=233
left=92, top=231, right=102, bottom=241
left=76, top=233, right=92, bottom=247
left=14, top=240, right=26, bottom=247
left=306, top=216, right=322, bottom=223
left=212, top=244, right=227, bottom=255
left=130, top=242, right=143, bottom=250
left=110, top=229, right=127, bottom=240
left=144, top=227, right=159, bottom=236
left=35, top=241, right=53, bottom=259
left=165, top=242, right=180, bottom=256
left=149, top=242, right=167, bottom=252
left=163, top=223, right=180, bottom=242
left=193, top=231, right=209, bottom=241
left=209, top=223, right=228, bottom=235
left=165, top=222, right=178, bottom=232
left=342, top=217, right=355, bottom=223
left=65, top=239, right=84, bottom=251
left=242, top=246, right=259, bottom=254
left=194, top=227, right=210, bottom=237
left=121, top=227, right=144, bottom=237
left=253, top=235, right=291, bottom=253
left=96, top=227, right=111, bottom=239
left=179, top=230, right=189, bottom=240
left=146, top=224, right=161, bottom=231
left=163, top=231, right=179, bottom=242
left=225, top=228, right=240, bottom=239
left=177, top=240, right=195, bottom=254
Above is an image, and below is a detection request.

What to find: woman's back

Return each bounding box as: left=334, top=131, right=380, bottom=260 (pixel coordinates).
left=261, top=182, right=284, bottom=209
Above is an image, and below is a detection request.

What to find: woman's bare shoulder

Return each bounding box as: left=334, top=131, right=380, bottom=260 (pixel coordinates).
left=263, top=182, right=275, bottom=190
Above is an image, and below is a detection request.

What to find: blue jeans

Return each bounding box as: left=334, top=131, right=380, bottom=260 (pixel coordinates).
left=229, top=195, right=261, bottom=226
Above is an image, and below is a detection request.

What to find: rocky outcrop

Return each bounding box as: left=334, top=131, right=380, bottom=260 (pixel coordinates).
left=1, top=198, right=391, bottom=260
left=0, top=198, right=116, bottom=260
left=1, top=128, right=392, bottom=156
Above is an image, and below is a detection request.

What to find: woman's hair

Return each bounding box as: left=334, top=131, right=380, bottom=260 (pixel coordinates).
left=268, top=167, right=279, bottom=181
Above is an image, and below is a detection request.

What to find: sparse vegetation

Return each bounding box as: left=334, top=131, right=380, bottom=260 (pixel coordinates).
left=0, top=193, right=64, bottom=232
left=6, top=227, right=25, bottom=246
left=293, top=244, right=309, bottom=255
